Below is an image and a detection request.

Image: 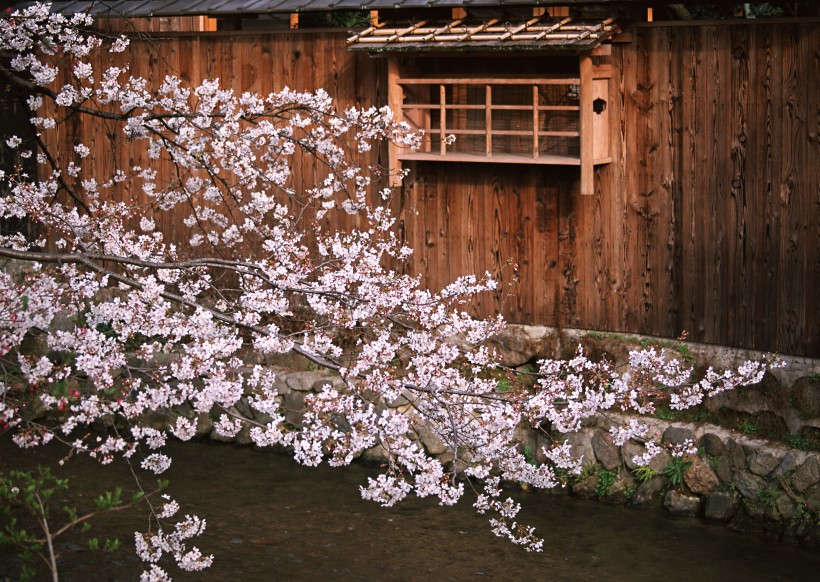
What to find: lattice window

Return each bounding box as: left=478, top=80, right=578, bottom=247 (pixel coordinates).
left=397, top=77, right=584, bottom=164
left=387, top=57, right=612, bottom=194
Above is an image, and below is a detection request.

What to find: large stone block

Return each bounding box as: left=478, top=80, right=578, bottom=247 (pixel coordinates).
left=793, top=376, right=820, bottom=417
left=700, top=433, right=726, bottom=457
left=662, top=426, right=695, bottom=446
left=705, top=491, right=739, bottom=521
left=684, top=456, right=720, bottom=495
left=664, top=491, right=701, bottom=516
left=747, top=450, right=780, bottom=477
left=286, top=370, right=328, bottom=392
left=591, top=430, right=620, bottom=470
left=629, top=476, right=667, bottom=508
left=563, top=431, right=595, bottom=467
left=732, top=470, right=766, bottom=500
left=792, top=457, right=820, bottom=492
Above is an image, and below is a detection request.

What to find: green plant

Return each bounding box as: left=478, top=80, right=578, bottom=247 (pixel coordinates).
left=795, top=499, right=811, bottom=521
left=663, top=457, right=692, bottom=489
left=522, top=444, right=538, bottom=466
left=653, top=406, right=682, bottom=422
left=625, top=485, right=636, bottom=499
left=756, top=485, right=781, bottom=507
left=632, top=465, right=656, bottom=484
left=595, top=469, right=617, bottom=500
left=739, top=419, right=759, bottom=436
left=784, top=433, right=810, bottom=450
left=0, top=467, right=159, bottom=581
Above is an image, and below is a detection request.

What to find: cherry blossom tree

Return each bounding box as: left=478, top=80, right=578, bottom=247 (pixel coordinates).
left=0, top=4, right=779, bottom=580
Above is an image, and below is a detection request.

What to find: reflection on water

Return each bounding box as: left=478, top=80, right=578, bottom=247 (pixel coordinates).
left=2, top=437, right=819, bottom=581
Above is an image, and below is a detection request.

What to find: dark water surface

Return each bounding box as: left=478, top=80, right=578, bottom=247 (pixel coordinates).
left=2, top=437, right=819, bottom=581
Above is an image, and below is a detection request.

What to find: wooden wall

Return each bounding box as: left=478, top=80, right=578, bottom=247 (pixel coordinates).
left=397, top=20, right=819, bottom=357
left=48, top=30, right=388, bottom=249
left=40, top=22, right=819, bottom=356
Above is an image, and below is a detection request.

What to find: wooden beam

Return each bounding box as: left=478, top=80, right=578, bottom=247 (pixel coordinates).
left=452, top=7, right=467, bottom=20
left=369, top=11, right=379, bottom=26
left=289, top=13, right=298, bottom=30
left=590, top=44, right=612, bottom=57
left=579, top=55, right=594, bottom=195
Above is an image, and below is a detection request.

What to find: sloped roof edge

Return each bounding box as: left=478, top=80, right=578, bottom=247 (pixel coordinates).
left=348, top=16, right=619, bottom=52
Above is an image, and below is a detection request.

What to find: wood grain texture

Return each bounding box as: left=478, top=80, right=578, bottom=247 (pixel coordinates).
left=36, top=24, right=820, bottom=356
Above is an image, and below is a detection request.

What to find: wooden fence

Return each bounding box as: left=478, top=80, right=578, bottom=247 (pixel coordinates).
left=32, top=21, right=820, bottom=357
left=397, top=20, right=819, bottom=357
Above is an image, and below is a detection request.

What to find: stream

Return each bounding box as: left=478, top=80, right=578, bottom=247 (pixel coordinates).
left=2, top=437, right=819, bottom=581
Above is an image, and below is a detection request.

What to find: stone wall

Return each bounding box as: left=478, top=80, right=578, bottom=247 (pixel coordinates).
left=16, top=305, right=820, bottom=545
left=521, top=414, right=820, bottom=544
left=183, top=353, right=820, bottom=546
left=187, top=326, right=820, bottom=544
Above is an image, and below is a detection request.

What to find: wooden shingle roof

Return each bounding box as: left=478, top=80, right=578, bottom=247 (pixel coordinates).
left=347, top=15, right=619, bottom=51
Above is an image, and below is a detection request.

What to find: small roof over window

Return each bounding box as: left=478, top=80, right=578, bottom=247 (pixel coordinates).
left=347, top=16, right=620, bottom=52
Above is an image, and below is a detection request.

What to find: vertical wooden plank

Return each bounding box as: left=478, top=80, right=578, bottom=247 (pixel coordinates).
left=683, top=26, right=704, bottom=342
left=387, top=58, right=402, bottom=187
left=591, top=78, right=610, bottom=162
left=750, top=24, right=777, bottom=352
left=488, top=171, right=506, bottom=318
left=579, top=55, right=594, bottom=195
left=439, top=84, right=447, bottom=156
left=558, top=172, right=578, bottom=327
left=540, top=174, right=561, bottom=326
left=532, top=85, right=539, bottom=159
left=611, top=36, right=634, bottom=332
left=777, top=24, right=804, bottom=354
left=652, top=25, right=679, bottom=340
left=803, top=23, right=820, bottom=356
left=486, top=84, right=493, bottom=156
left=727, top=24, right=751, bottom=348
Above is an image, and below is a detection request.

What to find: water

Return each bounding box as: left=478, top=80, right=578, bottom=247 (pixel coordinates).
left=2, top=437, right=818, bottom=581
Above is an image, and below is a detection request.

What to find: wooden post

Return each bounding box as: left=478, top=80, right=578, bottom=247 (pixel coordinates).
left=387, top=57, right=402, bottom=187
left=439, top=84, right=447, bottom=155
left=485, top=84, right=492, bottom=156
left=369, top=11, right=379, bottom=26
left=532, top=84, right=539, bottom=158
left=579, top=55, right=594, bottom=195
left=289, top=13, right=299, bottom=29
